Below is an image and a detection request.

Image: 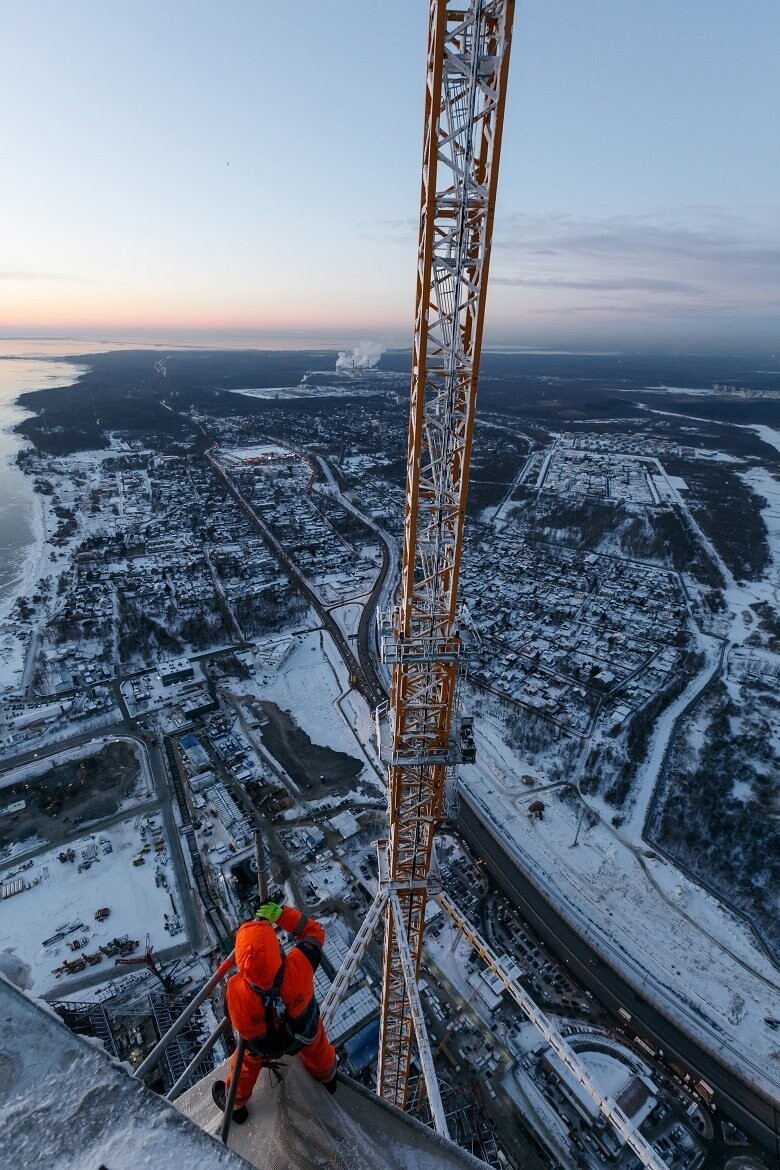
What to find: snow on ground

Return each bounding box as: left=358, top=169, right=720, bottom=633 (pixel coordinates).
left=645, top=386, right=716, bottom=397
left=0, top=813, right=185, bottom=995
left=341, top=684, right=381, bottom=768
left=459, top=730, right=780, bottom=1101
left=640, top=850, right=768, bottom=973
left=0, top=705, right=124, bottom=764
left=425, top=922, right=486, bottom=1017
left=302, top=859, right=352, bottom=904
left=222, top=442, right=289, bottom=461
left=730, top=779, right=754, bottom=802
left=749, top=424, right=780, bottom=456
left=122, top=660, right=207, bottom=718
left=697, top=450, right=741, bottom=463
left=0, top=446, right=127, bottom=698
left=1, top=976, right=248, bottom=1170
left=260, top=629, right=372, bottom=762
left=578, top=1050, right=633, bottom=1098
left=278, top=790, right=381, bottom=823
left=0, top=628, right=29, bottom=697
left=0, top=734, right=153, bottom=796
left=618, top=630, right=723, bottom=836
left=741, top=465, right=780, bottom=583
left=501, top=1065, right=573, bottom=1165
left=330, top=601, right=363, bottom=640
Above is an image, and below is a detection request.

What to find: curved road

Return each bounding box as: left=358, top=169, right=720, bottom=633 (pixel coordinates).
left=458, top=799, right=778, bottom=1153
left=206, top=453, right=385, bottom=708
left=352, top=521, right=391, bottom=706
left=309, top=453, right=392, bottom=705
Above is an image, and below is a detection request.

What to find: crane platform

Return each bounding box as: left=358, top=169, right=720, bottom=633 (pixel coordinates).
left=1, top=972, right=487, bottom=1170
left=174, top=1054, right=489, bottom=1170
left=0, top=973, right=245, bottom=1170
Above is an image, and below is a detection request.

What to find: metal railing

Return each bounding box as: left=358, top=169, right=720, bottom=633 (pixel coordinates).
left=133, top=951, right=243, bottom=1144
left=135, top=827, right=271, bottom=1144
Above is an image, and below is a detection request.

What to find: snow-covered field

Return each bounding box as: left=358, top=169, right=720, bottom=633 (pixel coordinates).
left=257, top=629, right=376, bottom=766
left=0, top=813, right=185, bottom=995
left=741, top=465, right=780, bottom=584
left=331, top=602, right=363, bottom=640
left=459, top=724, right=780, bottom=1101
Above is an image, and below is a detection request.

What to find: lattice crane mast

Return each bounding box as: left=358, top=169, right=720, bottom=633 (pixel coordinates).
left=377, top=0, right=515, bottom=1111
left=133, top=11, right=670, bottom=1164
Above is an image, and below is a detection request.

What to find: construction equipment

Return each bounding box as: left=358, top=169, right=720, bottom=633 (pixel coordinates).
left=52, top=957, right=87, bottom=977
left=433, top=986, right=479, bottom=1060
left=100, top=935, right=140, bottom=958
left=115, top=933, right=180, bottom=994
left=377, top=0, right=515, bottom=1112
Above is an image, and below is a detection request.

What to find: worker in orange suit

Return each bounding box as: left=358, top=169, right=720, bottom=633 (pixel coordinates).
left=212, top=901, right=337, bottom=1123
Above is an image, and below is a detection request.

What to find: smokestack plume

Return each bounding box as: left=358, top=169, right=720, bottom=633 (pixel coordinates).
left=336, top=341, right=385, bottom=371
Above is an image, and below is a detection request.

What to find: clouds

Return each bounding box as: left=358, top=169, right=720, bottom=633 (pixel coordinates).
left=0, top=270, right=64, bottom=282
left=363, top=205, right=780, bottom=345
left=493, top=275, right=700, bottom=294
left=481, top=208, right=780, bottom=344
left=492, top=208, right=780, bottom=298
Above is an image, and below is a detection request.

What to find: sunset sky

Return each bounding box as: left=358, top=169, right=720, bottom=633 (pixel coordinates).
left=2, top=1, right=778, bottom=350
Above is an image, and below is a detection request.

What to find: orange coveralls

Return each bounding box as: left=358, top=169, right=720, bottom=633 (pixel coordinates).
left=225, top=907, right=337, bottom=1108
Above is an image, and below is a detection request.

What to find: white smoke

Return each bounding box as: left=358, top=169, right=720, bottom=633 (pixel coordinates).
left=336, top=341, right=385, bottom=371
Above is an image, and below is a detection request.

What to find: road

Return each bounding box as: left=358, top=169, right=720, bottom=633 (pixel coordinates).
left=309, top=454, right=392, bottom=704
left=145, top=735, right=206, bottom=952
left=458, top=798, right=779, bottom=1152
left=206, top=452, right=386, bottom=708
left=21, top=625, right=42, bottom=697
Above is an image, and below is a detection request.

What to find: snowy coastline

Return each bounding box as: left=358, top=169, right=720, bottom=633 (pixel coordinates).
left=0, top=351, right=87, bottom=691
left=0, top=488, right=49, bottom=624
left=0, top=482, right=52, bottom=695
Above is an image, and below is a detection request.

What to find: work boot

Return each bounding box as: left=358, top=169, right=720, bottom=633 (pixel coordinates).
left=212, top=1079, right=249, bottom=1124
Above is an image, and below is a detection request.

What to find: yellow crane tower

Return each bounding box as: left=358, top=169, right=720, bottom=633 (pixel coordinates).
left=131, top=9, right=674, bottom=1165
left=376, top=0, right=515, bottom=1111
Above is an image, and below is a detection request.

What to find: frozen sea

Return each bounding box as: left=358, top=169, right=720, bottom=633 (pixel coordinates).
left=0, top=340, right=89, bottom=617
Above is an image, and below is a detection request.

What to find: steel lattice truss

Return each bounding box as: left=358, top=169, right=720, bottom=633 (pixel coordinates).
left=378, top=0, right=515, bottom=1109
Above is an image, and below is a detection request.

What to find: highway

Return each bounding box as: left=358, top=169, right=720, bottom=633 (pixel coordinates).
left=298, top=449, right=392, bottom=705
left=309, top=455, right=393, bottom=705
left=206, top=452, right=386, bottom=708
left=146, top=735, right=209, bottom=951
left=458, top=798, right=779, bottom=1153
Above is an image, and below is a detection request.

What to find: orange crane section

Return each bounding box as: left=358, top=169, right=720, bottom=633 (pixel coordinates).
left=377, top=0, right=515, bottom=1111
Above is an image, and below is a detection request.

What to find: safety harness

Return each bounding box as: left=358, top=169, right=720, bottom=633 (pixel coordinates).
left=246, top=957, right=319, bottom=1060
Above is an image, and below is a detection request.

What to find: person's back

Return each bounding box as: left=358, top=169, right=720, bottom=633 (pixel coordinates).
left=212, top=902, right=337, bottom=1122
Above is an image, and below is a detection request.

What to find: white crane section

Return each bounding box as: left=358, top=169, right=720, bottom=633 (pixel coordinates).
left=436, top=892, right=671, bottom=1170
